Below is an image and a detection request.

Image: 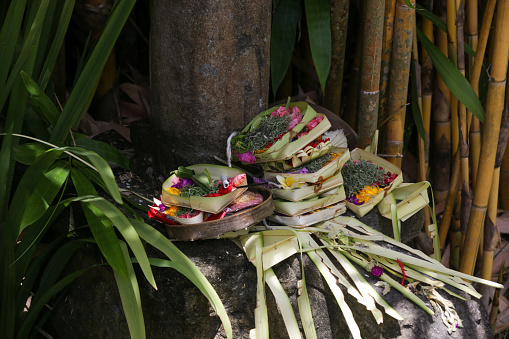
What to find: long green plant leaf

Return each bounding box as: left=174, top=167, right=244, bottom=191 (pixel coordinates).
left=71, top=168, right=129, bottom=279
left=304, top=0, right=331, bottom=95
left=417, top=28, right=484, bottom=122
left=19, top=160, right=70, bottom=232
left=20, top=70, right=59, bottom=127
left=17, top=266, right=91, bottom=339
left=113, top=241, right=146, bottom=339
left=38, top=0, right=75, bottom=89
left=129, top=219, right=233, bottom=339
left=270, top=0, right=300, bottom=96
left=74, top=136, right=131, bottom=170
left=50, top=0, right=136, bottom=143
left=0, top=0, right=27, bottom=88
left=65, top=147, right=122, bottom=203
left=82, top=197, right=157, bottom=289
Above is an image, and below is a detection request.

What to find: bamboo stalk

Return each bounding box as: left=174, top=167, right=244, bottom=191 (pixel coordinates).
left=432, top=1, right=452, bottom=203
left=466, top=0, right=478, bottom=78
left=469, top=0, right=497, bottom=187
left=482, top=107, right=509, bottom=281
left=343, top=33, right=362, bottom=130
left=378, top=0, right=397, bottom=151
left=460, top=0, right=509, bottom=276
left=439, top=150, right=461, bottom=248
left=450, top=193, right=462, bottom=269
left=357, top=0, right=385, bottom=148
left=325, top=0, right=350, bottom=115
left=448, top=0, right=459, bottom=156
left=384, top=0, right=415, bottom=167
left=501, top=141, right=509, bottom=209
left=489, top=261, right=505, bottom=332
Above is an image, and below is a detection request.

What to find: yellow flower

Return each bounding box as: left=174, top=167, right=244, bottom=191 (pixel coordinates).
left=164, top=205, right=179, bottom=216
left=355, top=185, right=382, bottom=203
left=165, top=187, right=181, bottom=196
left=276, top=175, right=308, bottom=190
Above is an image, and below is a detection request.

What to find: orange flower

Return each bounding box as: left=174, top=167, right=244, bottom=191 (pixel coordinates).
left=355, top=185, right=382, bottom=203
left=164, top=187, right=181, bottom=196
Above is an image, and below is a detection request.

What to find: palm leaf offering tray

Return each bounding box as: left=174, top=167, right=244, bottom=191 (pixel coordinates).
left=377, top=182, right=431, bottom=221
left=230, top=101, right=330, bottom=163
left=267, top=201, right=346, bottom=227
left=161, top=164, right=248, bottom=214
left=273, top=186, right=346, bottom=216
left=343, top=148, right=403, bottom=217
left=263, top=147, right=350, bottom=183
left=269, top=170, right=344, bottom=202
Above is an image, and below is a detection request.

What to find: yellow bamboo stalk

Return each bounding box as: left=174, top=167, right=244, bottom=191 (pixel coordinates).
left=384, top=0, right=415, bottom=168
left=378, top=0, right=397, bottom=152
left=450, top=193, right=462, bottom=270
left=469, top=0, right=497, bottom=187
left=357, top=0, right=385, bottom=148
left=501, top=142, right=509, bottom=209
left=439, top=150, right=461, bottom=248
left=325, top=0, right=350, bottom=115
left=460, top=0, right=509, bottom=276
left=448, top=0, right=459, bottom=156
left=432, top=6, right=452, bottom=204
left=466, top=0, right=478, bottom=78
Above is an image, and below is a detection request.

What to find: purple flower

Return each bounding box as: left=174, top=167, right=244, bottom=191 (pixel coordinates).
left=158, top=204, right=166, bottom=212
left=295, top=167, right=309, bottom=174
left=235, top=151, right=257, bottom=164
left=346, top=195, right=361, bottom=205
left=253, top=176, right=272, bottom=188
left=371, top=266, right=384, bottom=277
left=172, top=177, right=193, bottom=190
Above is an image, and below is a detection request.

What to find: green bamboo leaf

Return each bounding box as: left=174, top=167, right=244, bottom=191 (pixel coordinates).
left=50, top=0, right=136, bottom=143
left=304, top=0, right=331, bottom=95
left=25, top=105, right=51, bottom=140
left=410, top=57, right=427, bottom=148
left=64, top=147, right=122, bottom=204
left=417, top=28, right=484, bottom=122
left=270, top=0, right=300, bottom=96
left=38, top=0, right=75, bottom=89
left=82, top=197, right=157, bottom=290
left=113, top=241, right=146, bottom=339
left=71, top=168, right=129, bottom=279
left=19, top=160, right=70, bottom=232
left=129, top=218, right=233, bottom=339
left=74, top=137, right=131, bottom=170
left=20, top=70, right=59, bottom=127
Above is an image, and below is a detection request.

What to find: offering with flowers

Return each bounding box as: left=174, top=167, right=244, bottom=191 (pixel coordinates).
left=161, top=164, right=248, bottom=214
left=342, top=148, right=402, bottom=217
left=230, top=101, right=329, bottom=163
left=268, top=201, right=346, bottom=227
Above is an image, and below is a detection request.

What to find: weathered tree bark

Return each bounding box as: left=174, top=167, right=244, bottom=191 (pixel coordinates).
left=149, top=0, right=271, bottom=169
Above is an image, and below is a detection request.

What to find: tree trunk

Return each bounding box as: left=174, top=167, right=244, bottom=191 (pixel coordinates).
left=149, top=0, right=271, bottom=169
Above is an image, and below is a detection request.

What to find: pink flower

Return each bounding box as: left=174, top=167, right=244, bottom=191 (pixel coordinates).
left=306, top=115, right=324, bottom=131
left=271, top=106, right=288, bottom=117
left=235, top=151, right=257, bottom=164
left=297, top=131, right=308, bottom=139
left=288, top=108, right=303, bottom=130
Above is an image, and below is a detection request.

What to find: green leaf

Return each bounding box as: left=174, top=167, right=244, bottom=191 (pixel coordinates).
left=113, top=241, right=146, bottom=339
left=64, top=147, right=122, bottom=204
left=410, top=57, right=427, bottom=148
left=129, top=219, right=233, bottom=339
left=74, top=137, right=131, bottom=170
left=270, top=0, right=300, bottom=96
left=83, top=197, right=157, bottom=290
left=304, top=0, right=331, bottom=95
left=50, top=0, right=136, bottom=143
left=12, top=142, right=50, bottom=165
left=20, top=70, right=59, bottom=127
left=417, top=28, right=485, bottom=122
left=17, top=266, right=91, bottom=339
left=71, top=168, right=129, bottom=279
left=20, top=160, right=70, bottom=232
left=38, top=0, right=75, bottom=90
